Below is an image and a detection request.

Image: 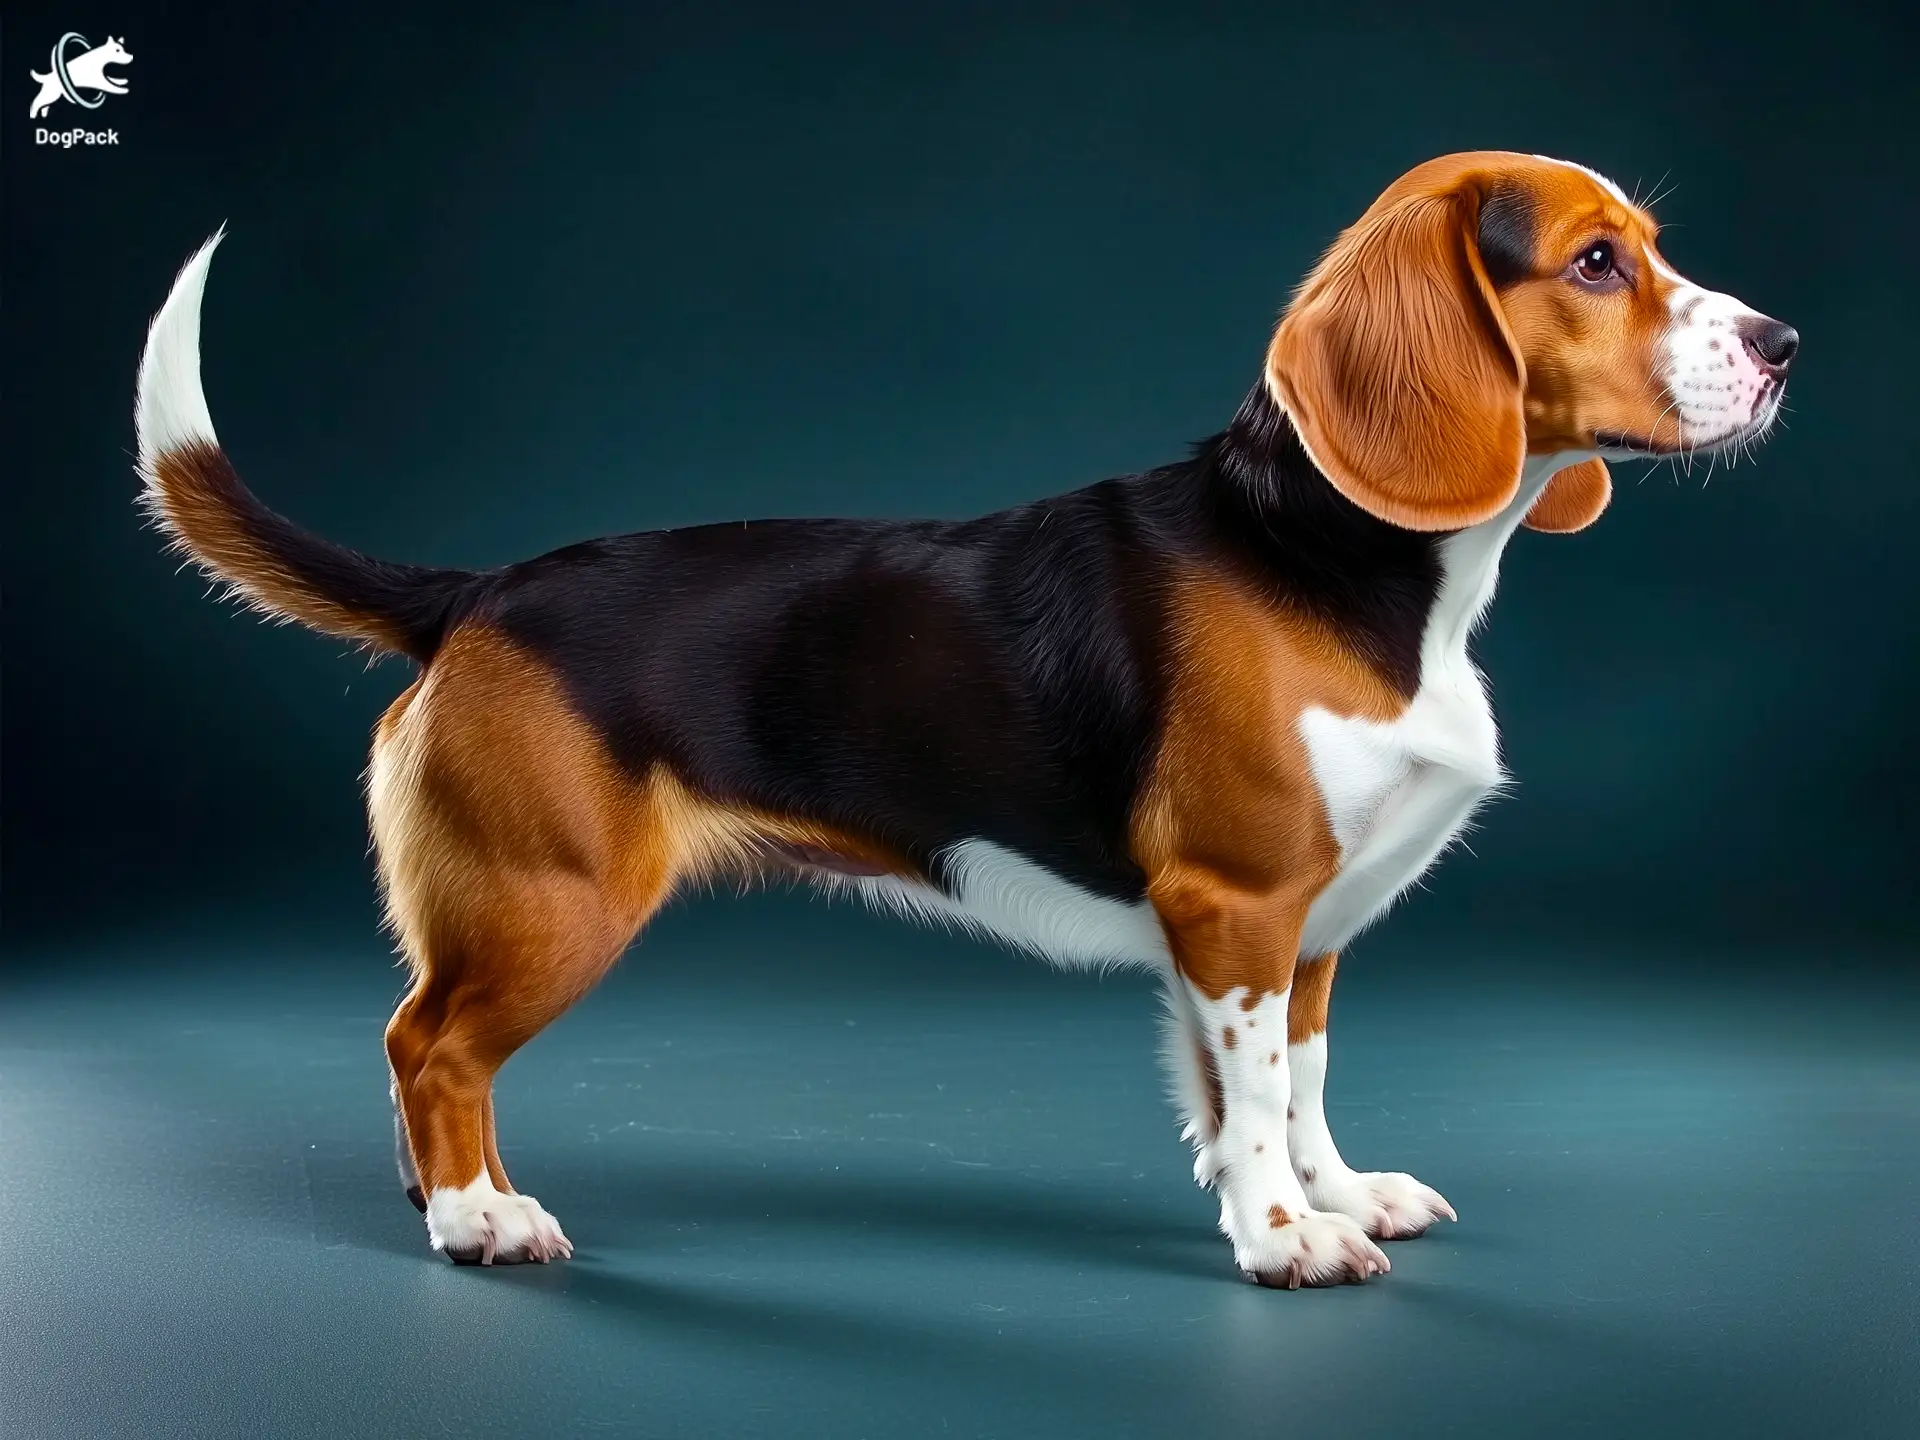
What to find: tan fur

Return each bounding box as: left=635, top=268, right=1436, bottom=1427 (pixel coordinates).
left=1493, top=167, right=1678, bottom=457
left=372, top=625, right=913, bottom=1199
left=145, top=441, right=414, bottom=651
left=1287, top=953, right=1339, bottom=1044
left=1132, top=572, right=1403, bottom=1004
left=1267, top=151, right=1700, bottom=539
left=1265, top=154, right=1529, bottom=532
left=1523, top=457, right=1613, bottom=533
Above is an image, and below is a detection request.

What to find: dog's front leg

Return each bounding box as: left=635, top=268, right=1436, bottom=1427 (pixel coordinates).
left=1154, top=876, right=1389, bottom=1288
left=1285, top=953, right=1456, bottom=1240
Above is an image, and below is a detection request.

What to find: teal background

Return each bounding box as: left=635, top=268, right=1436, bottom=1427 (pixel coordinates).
left=4, top=0, right=1915, bottom=947
left=3, top=2, right=1917, bottom=1437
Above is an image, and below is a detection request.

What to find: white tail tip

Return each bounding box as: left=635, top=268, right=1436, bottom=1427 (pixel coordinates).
left=136, top=226, right=228, bottom=471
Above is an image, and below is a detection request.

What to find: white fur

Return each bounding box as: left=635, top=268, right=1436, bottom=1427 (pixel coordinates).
left=1295, top=455, right=1571, bottom=957
left=1537, top=154, right=1636, bottom=209
left=827, top=837, right=1169, bottom=973
left=1286, top=1033, right=1455, bottom=1238
left=424, top=1169, right=572, bottom=1264
left=136, top=230, right=225, bottom=469
left=1659, top=276, right=1783, bottom=450
left=1284, top=1033, right=1341, bottom=1182
left=1185, top=984, right=1388, bottom=1284
left=1156, top=975, right=1220, bottom=1177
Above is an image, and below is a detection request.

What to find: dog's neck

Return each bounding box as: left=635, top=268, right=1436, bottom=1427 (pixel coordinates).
left=1191, top=384, right=1446, bottom=696
left=1192, top=383, right=1574, bottom=697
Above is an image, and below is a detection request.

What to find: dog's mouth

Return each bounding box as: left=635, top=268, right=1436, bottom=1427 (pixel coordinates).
left=1593, top=430, right=1669, bottom=457
left=1597, top=390, right=1784, bottom=460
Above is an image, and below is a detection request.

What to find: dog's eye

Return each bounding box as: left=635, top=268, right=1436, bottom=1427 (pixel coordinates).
left=1573, top=241, right=1616, bottom=284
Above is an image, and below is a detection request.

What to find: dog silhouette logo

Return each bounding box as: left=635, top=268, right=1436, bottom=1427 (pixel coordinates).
left=28, top=33, right=132, bottom=119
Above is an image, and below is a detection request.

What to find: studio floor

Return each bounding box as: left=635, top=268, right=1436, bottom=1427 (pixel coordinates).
left=3, top=896, right=1915, bottom=1438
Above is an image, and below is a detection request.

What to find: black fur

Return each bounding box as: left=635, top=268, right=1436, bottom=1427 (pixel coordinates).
left=1476, top=182, right=1537, bottom=289
left=184, top=443, right=483, bottom=663
left=1204, top=387, right=1444, bottom=697
left=465, top=385, right=1445, bottom=903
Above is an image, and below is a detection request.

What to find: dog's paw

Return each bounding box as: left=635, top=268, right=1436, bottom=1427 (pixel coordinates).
left=425, top=1176, right=574, bottom=1265
left=1235, top=1207, right=1389, bottom=1289
left=1305, top=1167, right=1456, bottom=1240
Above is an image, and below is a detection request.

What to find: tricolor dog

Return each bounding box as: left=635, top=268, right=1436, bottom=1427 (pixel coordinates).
left=136, top=152, right=1795, bottom=1285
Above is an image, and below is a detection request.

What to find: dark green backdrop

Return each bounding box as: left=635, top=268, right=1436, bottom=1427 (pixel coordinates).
left=6, top=7, right=1919, bottom=1437
left=3, top=0, right=1915, bottom=954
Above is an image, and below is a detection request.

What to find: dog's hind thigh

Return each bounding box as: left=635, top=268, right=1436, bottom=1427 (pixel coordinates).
left=370, top=627, right=696, bottom=1263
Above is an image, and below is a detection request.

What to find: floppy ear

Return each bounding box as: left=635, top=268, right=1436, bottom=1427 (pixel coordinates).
left=1523, top=458, right=1612, bottom=533
left=1266, top=186, right=1525, bottom=531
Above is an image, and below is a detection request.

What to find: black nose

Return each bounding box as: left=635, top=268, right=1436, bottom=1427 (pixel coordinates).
left=1737, top=316, right=1799, bottom=374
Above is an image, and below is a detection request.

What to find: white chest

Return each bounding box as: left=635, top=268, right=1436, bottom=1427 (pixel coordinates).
left=1294, top=459, right=1571, bottom=958
left=1295, top=662, right=1503, bottom=957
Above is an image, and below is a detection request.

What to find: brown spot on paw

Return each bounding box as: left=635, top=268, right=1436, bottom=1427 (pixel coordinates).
left=1221, top=1026, right=1237, bottom=1050
left=1267, top=1204, right=1292, bottom=1229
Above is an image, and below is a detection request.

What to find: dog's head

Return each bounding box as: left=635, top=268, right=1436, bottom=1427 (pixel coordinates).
left=1266, top=151, right=1795, bottom=533
left=99, top=36, right=133, bottom=65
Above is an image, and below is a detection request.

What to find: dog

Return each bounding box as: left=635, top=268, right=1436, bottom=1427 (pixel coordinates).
left=28, top=35, right=132, bottom=119
left=135, top=152, right=1795, bottom=1285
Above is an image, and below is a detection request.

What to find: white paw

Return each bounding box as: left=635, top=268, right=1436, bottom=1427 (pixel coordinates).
left=1305, top=1167, right=1456, bottom=1240
left=1227, top=1205, right=1390, bottom=1289
left=425, top=1173, right=574, bottom=1264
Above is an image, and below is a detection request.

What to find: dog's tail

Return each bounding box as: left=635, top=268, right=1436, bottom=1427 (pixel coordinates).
left=136, top=231, right=483, bottom=663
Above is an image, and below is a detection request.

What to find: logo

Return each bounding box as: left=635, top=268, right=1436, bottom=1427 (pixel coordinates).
left=29, top=31, right=131, bottom=147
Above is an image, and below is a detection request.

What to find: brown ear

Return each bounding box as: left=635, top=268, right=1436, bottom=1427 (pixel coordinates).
left=1266, top=185, right=1525, bottom=531
left=1523, top=458, right=1612, bottom=533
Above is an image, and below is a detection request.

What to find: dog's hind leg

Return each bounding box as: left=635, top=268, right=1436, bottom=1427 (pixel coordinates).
left=370, top=626, right=726, bottom=1263
left=385, top=872, right=646, bottom=1263
left=388, top=1086, right=507, bottom=1215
